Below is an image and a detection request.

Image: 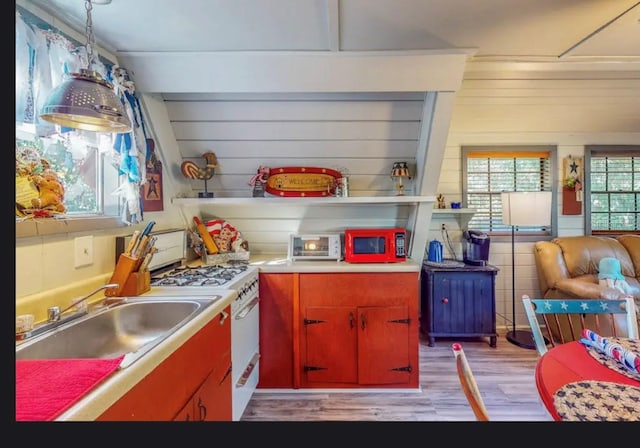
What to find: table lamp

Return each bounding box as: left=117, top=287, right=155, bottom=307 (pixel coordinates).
left=391, top=162, right=411, bottom=196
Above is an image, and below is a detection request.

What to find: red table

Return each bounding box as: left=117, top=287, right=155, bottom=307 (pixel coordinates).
left=535, top=341, right=640, bottom=421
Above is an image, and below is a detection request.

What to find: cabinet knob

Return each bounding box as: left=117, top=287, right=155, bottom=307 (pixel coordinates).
left=442, top=298, right=449, bottom=303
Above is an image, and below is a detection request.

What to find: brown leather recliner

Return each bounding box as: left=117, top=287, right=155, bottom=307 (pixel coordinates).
left=533, top=235, right=640, bottom=337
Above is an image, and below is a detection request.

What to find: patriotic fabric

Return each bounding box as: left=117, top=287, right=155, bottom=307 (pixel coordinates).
left=580, top=329, right=640, bottom=376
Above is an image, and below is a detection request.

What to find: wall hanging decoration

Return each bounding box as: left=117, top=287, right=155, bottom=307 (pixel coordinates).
left=141, top=138, right=163, bottom=212
left=562, top=155, right=583, bottom=215
left=265, top=167, right=342, bottom=197
left=180, top=152, right=218, bottom=198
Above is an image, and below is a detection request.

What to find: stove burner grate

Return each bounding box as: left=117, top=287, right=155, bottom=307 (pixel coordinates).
left=150, top=263, right=251, bottom=287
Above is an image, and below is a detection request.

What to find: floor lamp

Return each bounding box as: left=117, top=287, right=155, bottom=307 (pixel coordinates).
left=501, top=191, right=552, bottom=349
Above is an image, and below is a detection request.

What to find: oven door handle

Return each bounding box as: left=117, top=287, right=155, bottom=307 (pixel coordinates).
left=236, top=352, right=260, bottom=388
left=235, top=296, right=259, bottom=320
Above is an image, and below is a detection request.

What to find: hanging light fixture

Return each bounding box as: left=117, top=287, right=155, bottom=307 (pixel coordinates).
left=40, top=0, right=131, bottom=133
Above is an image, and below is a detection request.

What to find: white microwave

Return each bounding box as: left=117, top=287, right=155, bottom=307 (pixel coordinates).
left=288, top=234, right=342, bottom=261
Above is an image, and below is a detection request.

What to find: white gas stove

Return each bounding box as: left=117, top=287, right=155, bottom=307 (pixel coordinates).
left=146, top=262, right=259, bottom=422
left=148, top=263, right=259, bottom=316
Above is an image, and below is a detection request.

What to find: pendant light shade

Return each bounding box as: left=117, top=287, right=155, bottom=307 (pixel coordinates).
left=39, top=0, right=132, bottom=133
left=40, top=69, right=131, bottom=133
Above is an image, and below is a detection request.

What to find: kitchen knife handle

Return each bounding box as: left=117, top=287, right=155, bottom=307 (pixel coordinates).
left=138, top=252, right=153, bottom=272
left=141, top=220, right=156, bottom=237
left=125, top=230, right=141, bottom=256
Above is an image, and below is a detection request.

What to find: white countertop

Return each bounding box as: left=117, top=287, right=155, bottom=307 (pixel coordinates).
left=248, top=255, right=421, bottom=273
left=55, top=289, right=237, bottom=421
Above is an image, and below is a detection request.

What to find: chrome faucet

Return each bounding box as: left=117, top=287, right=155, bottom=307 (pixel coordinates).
left=16, top=283, right=120, bottom=342
left=48, top=283, right=120, bottom=322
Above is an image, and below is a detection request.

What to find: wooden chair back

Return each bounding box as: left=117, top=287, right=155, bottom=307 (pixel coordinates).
left=451, top=342, right=490, bottom=421
left=522, top=295, right=639, bottom=356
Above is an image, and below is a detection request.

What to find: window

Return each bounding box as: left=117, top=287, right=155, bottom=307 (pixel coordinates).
left=16, top=6, right=122, bottom=224
left=462, top=146, right=556, bottom=238
left=16, top=124, right=120, bottom=217
left=16, top=5, right=147, bottom=235
left=585, top=145, right=640, bottom=235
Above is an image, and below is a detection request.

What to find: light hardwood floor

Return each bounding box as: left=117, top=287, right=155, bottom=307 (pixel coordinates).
left=241, top=331, right=553, bottom=422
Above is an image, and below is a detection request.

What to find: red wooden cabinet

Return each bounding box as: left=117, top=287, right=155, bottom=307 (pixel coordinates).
left=257, top=273, right=296, bottom=389
left=98, top=306, right=232, bottom=421
left=304, top=304, right=411, bottom=385
left=299, top=273, right=419, bottom=389
left=174, top=351, right=232, bottom=421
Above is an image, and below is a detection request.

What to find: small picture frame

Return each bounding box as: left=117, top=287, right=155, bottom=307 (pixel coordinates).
left=142, top=163, right=163, bottom=212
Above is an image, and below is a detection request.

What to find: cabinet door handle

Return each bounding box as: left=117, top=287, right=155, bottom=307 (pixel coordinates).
left=360, top=312, right=367, bottom=330
left=220, top=364, right=232, bottom=385
left=218, top=309, right=229, bottom=325
left=349, top=312, right=355, bottom=329
left=197, top=397, right=207, bottom=421
left=442, top=297, right=449, bottom=304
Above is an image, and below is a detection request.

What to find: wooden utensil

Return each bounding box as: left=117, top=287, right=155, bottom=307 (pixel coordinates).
left=194, top=216, right=219, bottom=254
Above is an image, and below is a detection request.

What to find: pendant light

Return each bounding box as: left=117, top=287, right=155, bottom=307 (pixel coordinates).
left=40, top=0, right=132, bottom=133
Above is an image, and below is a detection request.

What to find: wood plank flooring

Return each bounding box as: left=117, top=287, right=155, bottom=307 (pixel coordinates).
left=240, top=331, right=553, bottom=421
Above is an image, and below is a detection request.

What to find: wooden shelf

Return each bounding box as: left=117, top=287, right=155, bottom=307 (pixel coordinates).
left=172, top=195, right=436, bottom=206
left=432, top=208, right=476, bottom=216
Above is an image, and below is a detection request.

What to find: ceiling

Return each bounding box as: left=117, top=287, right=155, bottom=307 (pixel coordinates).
left=22, top=0, right=640, bottom=61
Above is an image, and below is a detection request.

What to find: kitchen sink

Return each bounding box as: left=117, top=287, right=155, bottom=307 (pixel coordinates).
left=15, top=296, right=224, bottom=369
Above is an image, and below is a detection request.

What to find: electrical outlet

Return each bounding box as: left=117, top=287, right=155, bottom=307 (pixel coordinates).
left=441, top=223, right=447, bottom=231
left=74, top=236, right=94, bottom=268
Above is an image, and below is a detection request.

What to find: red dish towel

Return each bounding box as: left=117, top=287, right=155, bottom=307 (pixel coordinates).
left=16, top=356, right=124, bottom=421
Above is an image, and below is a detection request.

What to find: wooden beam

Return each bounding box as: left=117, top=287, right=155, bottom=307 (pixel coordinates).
left=119, top=50, right=472, bottom=93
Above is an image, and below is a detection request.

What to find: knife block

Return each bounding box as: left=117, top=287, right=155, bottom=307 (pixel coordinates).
left=106, top=254, right=150, bottom=297
left=118, top=271, right=151, bottom=297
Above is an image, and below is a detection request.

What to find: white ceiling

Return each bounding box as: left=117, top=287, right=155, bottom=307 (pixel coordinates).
left=22, top=0, right=640, bottom=60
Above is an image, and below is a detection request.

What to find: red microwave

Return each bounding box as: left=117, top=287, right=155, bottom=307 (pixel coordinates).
left=344, top=228, right=407, bottom=263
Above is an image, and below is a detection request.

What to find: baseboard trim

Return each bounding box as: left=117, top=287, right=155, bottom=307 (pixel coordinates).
left=254, top=387, right=422, bottom=394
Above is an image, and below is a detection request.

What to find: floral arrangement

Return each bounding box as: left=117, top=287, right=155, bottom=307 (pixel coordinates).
left=564, top=176, right=581, bottom=190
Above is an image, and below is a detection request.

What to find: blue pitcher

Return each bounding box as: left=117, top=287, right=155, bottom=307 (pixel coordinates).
left=428, top=240, right=443, bottom=262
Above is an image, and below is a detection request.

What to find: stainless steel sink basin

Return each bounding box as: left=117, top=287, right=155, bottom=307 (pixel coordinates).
left=15, top=296, right=224, bottom=368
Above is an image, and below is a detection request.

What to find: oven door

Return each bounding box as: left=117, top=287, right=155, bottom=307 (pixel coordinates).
left=232, top=296, right=260, bottom=421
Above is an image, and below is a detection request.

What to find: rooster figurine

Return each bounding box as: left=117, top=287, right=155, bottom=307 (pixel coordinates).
left=181, top=152, right=218, bottom=198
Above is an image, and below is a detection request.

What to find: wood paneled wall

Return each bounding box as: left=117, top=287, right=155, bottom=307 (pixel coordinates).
left=162, top=92, right=428, bottom=255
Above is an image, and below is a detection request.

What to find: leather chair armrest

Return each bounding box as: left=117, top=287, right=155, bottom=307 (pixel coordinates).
left=553, top=277, right=624, bottom=300
left=534, top=241, right=570, bottom=294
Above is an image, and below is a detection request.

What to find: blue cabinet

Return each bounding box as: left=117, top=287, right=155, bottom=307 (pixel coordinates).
left=420, top=265, right=498, bottom=347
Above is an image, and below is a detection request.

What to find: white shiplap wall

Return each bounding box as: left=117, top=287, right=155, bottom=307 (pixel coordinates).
left=160, top=92, right=428, bottom=255
left=430, top=69, right=640, bottom=332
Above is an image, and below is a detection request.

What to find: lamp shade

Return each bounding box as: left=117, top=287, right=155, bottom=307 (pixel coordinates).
left=40, top=70, right=132, bottom=133
left=391, top=161, right=411, bottom=178
left=501, top=191, right=552, bottom=227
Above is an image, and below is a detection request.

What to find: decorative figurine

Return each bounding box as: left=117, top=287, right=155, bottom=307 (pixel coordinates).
left=437, top=194, right=446, bottom=209
left=248, top=166, right=270, bottom=197
left=180, top=152, right=218, bottom=198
